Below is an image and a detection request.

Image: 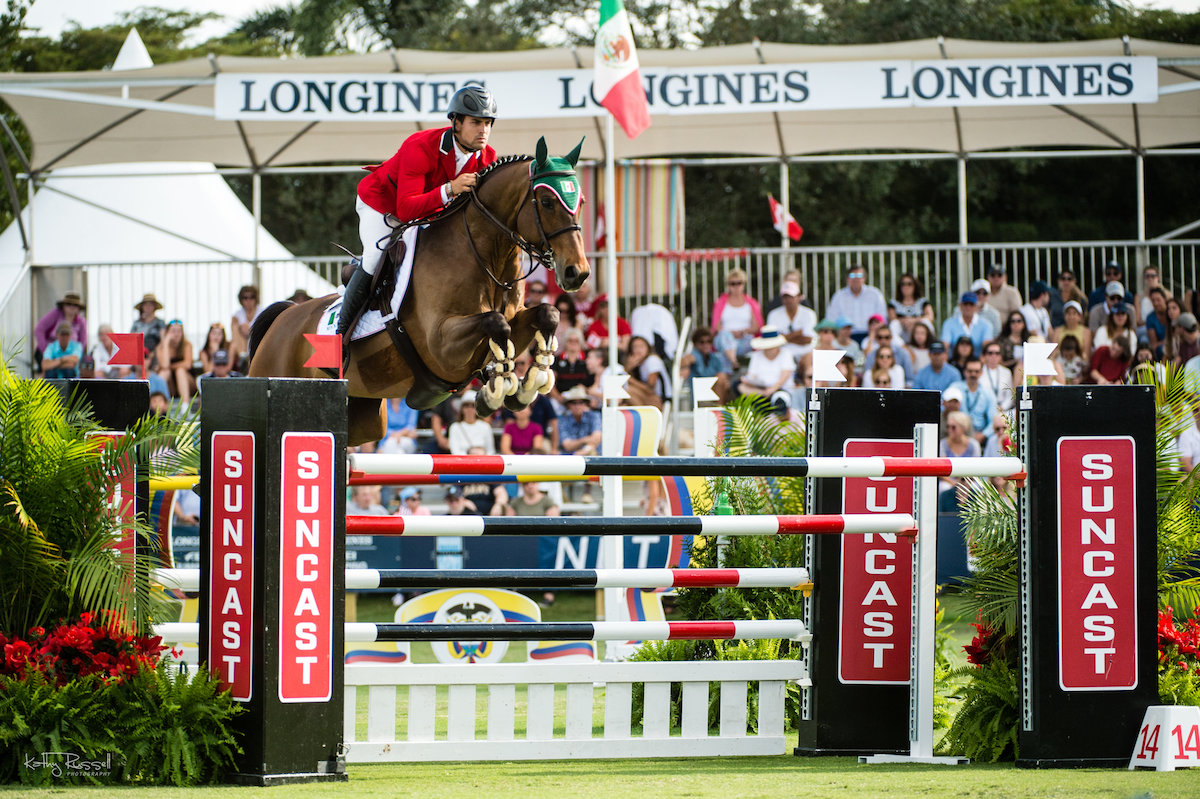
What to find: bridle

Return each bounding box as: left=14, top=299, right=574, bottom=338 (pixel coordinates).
left=462, top=163, right=582, bottom=291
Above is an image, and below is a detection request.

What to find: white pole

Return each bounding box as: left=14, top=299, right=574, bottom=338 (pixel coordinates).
left=861, top=422, right=968, bottom=765
left=910, top=421, right=939, bottom=758
left=602, top=117, right=623, bottom=646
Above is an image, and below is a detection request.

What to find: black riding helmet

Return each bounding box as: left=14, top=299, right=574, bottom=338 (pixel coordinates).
left=447, top=85, right=498, bottom=121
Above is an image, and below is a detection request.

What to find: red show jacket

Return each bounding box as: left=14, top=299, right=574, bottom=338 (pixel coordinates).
left=357, top=127, right=498, bottom=222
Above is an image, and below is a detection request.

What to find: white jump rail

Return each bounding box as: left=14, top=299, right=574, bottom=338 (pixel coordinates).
left=343, top=659, right=809, bottom=761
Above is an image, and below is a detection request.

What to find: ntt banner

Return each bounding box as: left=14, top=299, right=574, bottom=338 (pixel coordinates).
left=216, top=56, right=1156, bottom=122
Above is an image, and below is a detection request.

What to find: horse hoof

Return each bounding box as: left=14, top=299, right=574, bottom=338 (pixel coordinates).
left=481, top=380, right=506, bottom=409
left=503, top=394, right=527, bottom=412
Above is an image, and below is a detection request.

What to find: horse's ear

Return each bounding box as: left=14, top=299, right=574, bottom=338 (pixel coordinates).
left=565, top=137, right=585, bottom=168
left=535, top=137, right=549, bottom=167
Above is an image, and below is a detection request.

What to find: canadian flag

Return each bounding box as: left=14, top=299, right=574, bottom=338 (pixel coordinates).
left=768, top=194, right=803, bottom=241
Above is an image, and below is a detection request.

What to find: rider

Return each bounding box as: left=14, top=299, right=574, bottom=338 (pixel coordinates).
left=338, top=85, right=500, bottom=337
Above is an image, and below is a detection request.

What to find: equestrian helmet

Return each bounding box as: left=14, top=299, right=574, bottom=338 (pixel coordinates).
left=447, top=85, right=497, bottom=121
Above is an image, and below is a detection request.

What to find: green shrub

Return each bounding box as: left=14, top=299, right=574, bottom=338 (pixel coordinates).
left=0, top=663, right=241, bottom=786
left=628, top=636, right=805, bottom=731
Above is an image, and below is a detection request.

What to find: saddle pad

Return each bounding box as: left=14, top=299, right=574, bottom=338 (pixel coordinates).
left=318, top=225, right=420, bottom=341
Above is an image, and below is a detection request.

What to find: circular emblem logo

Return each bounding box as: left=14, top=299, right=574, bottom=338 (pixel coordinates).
left=598, top=31, right=632, bottom=69
left=430, top=591, right=509, bottom=664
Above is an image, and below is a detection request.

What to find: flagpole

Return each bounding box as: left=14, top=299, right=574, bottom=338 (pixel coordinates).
left=601, top=111, right=624, bottom=638
left=605, top=113, right=618, bottom=383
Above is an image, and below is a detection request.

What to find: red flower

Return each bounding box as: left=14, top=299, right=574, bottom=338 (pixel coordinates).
left=4, top=640, right=33, bottom=671
left=964, top=621, right=999, bottom=666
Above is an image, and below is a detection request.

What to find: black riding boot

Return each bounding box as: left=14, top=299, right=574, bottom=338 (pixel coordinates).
left=337, top=264, right=372, bottom=337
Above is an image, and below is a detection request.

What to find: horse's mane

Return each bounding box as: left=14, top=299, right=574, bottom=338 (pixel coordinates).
left=478, top=154, right=533, bottom=180
left=439, top=154, right=533, bottom=215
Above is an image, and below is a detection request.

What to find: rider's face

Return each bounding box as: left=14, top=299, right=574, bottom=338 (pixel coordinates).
left=454, top=116, right=493, bottom=152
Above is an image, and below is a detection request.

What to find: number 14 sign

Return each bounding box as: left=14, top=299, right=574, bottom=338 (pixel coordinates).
left=1129, top=705, right=1200, bottom=771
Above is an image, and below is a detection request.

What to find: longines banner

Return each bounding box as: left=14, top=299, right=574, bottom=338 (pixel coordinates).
left=215, top=56, right=1157, bottom=122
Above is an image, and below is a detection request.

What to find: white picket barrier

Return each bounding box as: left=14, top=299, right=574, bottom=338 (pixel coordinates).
left=342, top=660, right=809, bottom=761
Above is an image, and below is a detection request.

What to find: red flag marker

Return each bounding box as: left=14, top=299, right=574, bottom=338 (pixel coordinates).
left=768, top=194, right=803, bottom=241
left=304, top=333, right=343, bottom=378
left=107, top=332, right=144, bottom=368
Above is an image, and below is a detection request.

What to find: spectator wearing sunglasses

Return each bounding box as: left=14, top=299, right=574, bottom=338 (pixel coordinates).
left=826, top=264, right=886, bottom=344
left=680, top=326, right=732, bottom=403
left=711, top=268, right=763, bottom=365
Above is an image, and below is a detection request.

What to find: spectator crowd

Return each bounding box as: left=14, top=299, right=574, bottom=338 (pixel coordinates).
left=29, top=257, right=1200, bottom=515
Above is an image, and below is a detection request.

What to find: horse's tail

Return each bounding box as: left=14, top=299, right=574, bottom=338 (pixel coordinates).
left=246, top=300, right=295, bottom=370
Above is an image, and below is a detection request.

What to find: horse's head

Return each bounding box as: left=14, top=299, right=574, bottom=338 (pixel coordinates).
left=526, top=137, right=591, bottom=292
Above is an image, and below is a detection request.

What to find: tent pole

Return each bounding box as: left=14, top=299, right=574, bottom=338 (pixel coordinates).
left=1135, top=152, right=1147, bottom=273
left=252, top=170, right=262, bottom=291
left=780, top=160, right=790, bottom=251
left=957, top=155, right=969, bottom=289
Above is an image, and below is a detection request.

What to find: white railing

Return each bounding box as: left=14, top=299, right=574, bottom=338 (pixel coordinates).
left=342, top=659, right=808, bottom=762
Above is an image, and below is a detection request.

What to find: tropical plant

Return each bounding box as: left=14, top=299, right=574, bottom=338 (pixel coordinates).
left=943, top=363, right=1200, bottom=759
left=0, top=662, right=241, bottom=785
left=675, top=397, right=807, bottom=646
left=0, top=364, right=198, bottom=636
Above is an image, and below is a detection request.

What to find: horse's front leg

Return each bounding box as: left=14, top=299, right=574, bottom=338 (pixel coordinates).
left=434, top=311, right=516, bottom=413
left=506, top=303, right=560, bottom=408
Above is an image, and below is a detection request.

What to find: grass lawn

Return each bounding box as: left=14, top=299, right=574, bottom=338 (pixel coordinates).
left=19, top=587, right=1182, bottom=796
left=6, top=757, right=1197, bottom=798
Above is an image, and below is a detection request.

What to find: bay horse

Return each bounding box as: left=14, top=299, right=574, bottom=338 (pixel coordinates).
left=247, top=137, right=591, bottom=446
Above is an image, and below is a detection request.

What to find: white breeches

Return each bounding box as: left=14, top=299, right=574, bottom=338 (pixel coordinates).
left=356, top=197, right=395, bottom=276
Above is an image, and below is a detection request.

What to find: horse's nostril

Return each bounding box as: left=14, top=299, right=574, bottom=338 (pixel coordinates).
left=563, top=265, right=579, bottom=284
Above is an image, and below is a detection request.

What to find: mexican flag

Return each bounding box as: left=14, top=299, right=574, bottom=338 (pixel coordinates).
left=594, top=0, right=651, bottom=139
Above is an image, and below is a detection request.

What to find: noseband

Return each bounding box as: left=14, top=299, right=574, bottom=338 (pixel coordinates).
left=464, top=165, right=581, bottom=291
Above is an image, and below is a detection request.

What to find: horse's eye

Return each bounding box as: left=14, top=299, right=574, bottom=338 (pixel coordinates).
left=540, top=196, right=554, bottom=209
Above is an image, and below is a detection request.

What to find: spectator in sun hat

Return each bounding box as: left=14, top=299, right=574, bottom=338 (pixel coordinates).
left=558, top=384, right=602, bottom=456
left=448, top=389, right=496, bottom=455
left=941, top=291, right=995, bottom=357
left=1088, top=280, right=1133, bottom=334
left=969, top=278, right=1002, bottom=335
left=738, top=326, right=796, bottom=398
left=35, top=291, right=88, bottom=365
left=130, top=292, right=167, bottom=356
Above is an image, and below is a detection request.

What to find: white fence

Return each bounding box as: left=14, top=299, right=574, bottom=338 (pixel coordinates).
left=342, top=659, right=808, bottom=762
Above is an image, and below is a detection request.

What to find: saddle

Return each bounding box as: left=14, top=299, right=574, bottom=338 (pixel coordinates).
left=338, top=234, right=466, bottom=409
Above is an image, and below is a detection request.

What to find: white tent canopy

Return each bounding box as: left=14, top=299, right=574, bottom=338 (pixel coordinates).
left=0, top=38, right=1197, bottom=170
left=0, top=161, right=336, bottom=351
